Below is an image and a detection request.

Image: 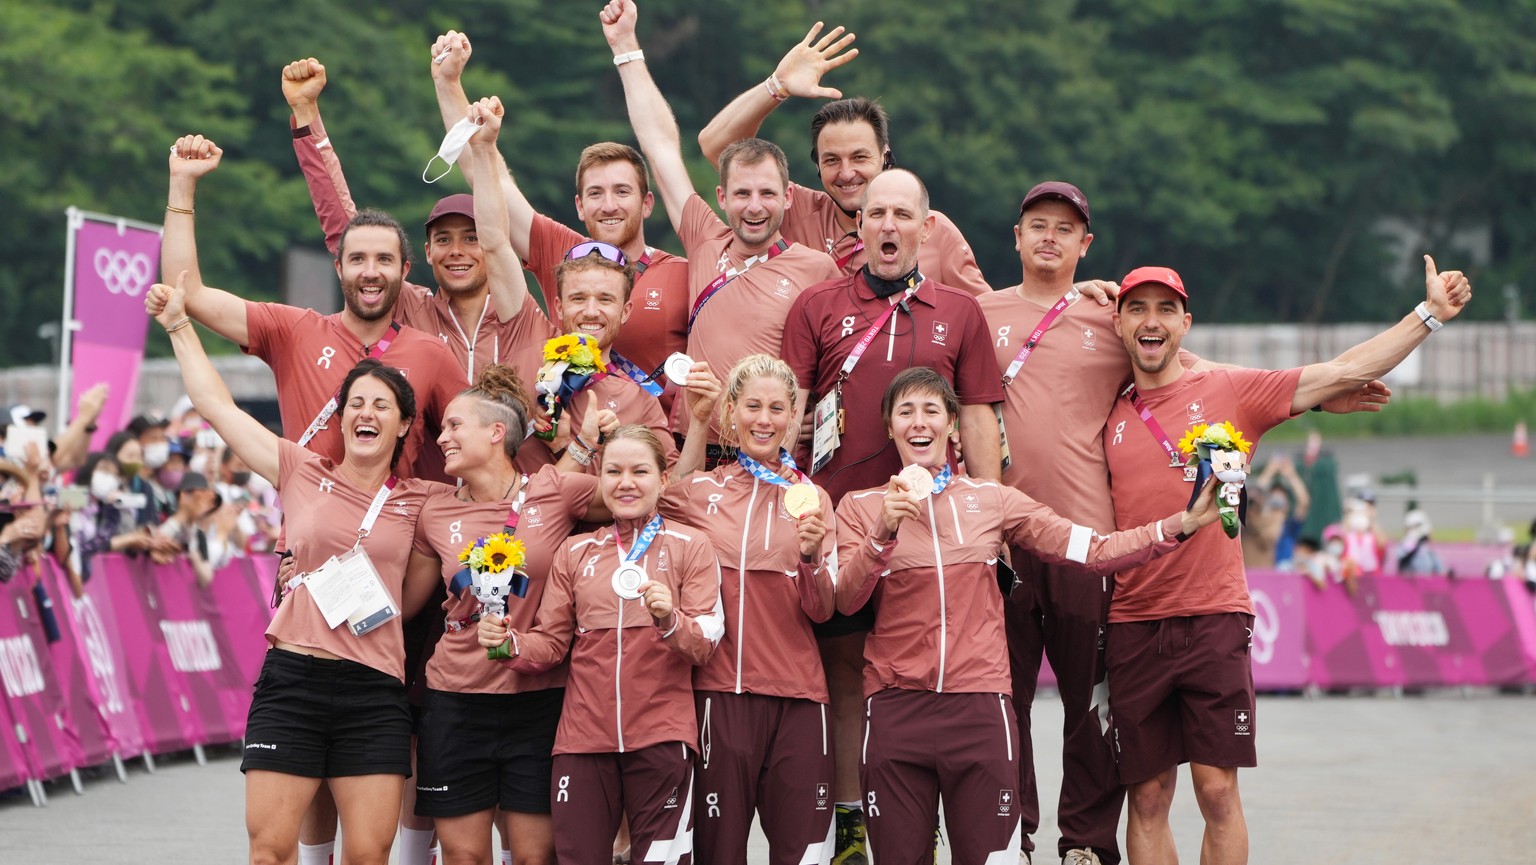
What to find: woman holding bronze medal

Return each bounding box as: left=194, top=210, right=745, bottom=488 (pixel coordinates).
left=833, top=367, right=1222, bottom=862
left=662, top=353, right=840, bottom=863
left=477, top=425, right=722, bottom=863
left=403, top=363, right=618, bottom=865
left=147, top=273, right=446, bottom=865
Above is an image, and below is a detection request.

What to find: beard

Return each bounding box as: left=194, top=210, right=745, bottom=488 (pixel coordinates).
left=342, top=274, right=403, bottom=322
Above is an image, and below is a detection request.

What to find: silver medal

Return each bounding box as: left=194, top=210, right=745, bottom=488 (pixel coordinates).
left=663, top=352, right=694, bottom=386
left=612, top=563, right=647, bottom=600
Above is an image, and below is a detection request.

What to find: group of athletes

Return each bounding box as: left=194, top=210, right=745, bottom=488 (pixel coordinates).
left=142, top=2, right=1474, bottom=864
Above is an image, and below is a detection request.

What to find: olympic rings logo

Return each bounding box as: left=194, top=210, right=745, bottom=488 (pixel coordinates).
left=1250, top=588, right=1280, bottom=665
left=93, top=248, right=153, bottom=297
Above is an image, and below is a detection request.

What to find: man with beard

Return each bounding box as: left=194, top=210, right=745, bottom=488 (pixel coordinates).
left=160, top=134, right=463, bottom=483
left=698, top=25, right=991, bottom=297
left=779, top=167, right=1002, bottom=861
left=282, top=58, right=555, bottom=393
left=426, top=32, right=690, bottom=418
left=1103, top=261, right=1469, bottom=865
left=602, top=0, right=840, bottom=465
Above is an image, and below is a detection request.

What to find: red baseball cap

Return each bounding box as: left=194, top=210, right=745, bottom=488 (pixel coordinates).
left=424, top=193, right=475, bottom=230
left=1018, top=181, right=1090, bottom=228
left=1119, top=266, right=1188, bottom=301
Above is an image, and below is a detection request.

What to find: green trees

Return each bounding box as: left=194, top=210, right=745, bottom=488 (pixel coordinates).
left=3, top=0, right=1533, bottom=366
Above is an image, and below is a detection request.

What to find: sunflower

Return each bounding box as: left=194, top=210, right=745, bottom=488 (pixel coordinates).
left=1177, top=423, right=1210, bottom=455
left=1212, top=421, right=1252, bottom=454
left=543, top=334, right=582, bottom=362
left=479, top=533, right=527, bottom=574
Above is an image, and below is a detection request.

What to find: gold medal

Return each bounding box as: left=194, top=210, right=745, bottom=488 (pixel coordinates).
left=784, top=483, right=819, bottom=518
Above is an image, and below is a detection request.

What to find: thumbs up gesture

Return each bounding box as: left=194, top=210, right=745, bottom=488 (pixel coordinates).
left=1423, top=254, right=1472, bottom=322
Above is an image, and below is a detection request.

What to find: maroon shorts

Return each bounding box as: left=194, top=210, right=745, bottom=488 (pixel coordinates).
left=1105, top=612, right=1257, bottom=785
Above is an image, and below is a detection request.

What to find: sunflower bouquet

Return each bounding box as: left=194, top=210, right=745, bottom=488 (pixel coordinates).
left=533, top=333, right=607, bottom=441
left=1177, top=421, right=1252, bottom=538
left=456, top=532, right=529, bottom=659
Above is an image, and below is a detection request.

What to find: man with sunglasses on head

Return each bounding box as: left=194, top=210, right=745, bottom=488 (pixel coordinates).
left=602, top=0, right=841, bottom=471
left=428, top=31, right=691, bottom=419
left=283, top=58, right=555, bottom=394
left=510, top=239, right=678, bottom=475
left=698, top=24, right=991, bottom=297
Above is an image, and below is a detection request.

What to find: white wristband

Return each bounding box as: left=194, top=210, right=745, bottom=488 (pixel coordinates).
left=1414, top=302, right=1443, bottom=333
left=613, top=50, right=645, bottom=66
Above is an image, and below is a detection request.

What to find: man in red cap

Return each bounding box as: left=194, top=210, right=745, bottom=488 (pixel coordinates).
left=1104, top=260, right=1471, bottom=865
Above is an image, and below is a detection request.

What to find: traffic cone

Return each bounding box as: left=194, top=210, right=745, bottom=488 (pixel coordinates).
left=1514, top=420, right=1530, bottom=458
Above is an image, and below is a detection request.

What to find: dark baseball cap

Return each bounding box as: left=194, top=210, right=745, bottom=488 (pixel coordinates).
left=424, top=194, right=476, bottom=231
left=127, top=414, right=171, bottom=437
left=1119, top=266, right=1188, bottom=302
left=1018, top=181, right=1090, bottom=228
left=176, top=471, right=223, bottom=508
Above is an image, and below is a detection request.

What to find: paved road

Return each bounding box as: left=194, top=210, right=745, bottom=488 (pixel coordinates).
left=4, top=691, right=1532, bottom=863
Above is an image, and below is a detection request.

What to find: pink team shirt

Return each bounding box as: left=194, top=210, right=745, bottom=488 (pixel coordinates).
left=675, top=194, right=841, bottom=437
left=292, top=113, right=557, bottom=379
left=1104, top=367, right=1303, bottom=622
left=243, top=301, right=463, bottom=483
left=780, top=182, right=990, bottom=296
left=411, top=465, right=598, bottom=694
left=659, top=466, right=837, bottom=702
left=525, top=213, right=690, bottom=417
left=503, top=521, right=724, bottom=755
left=266, top=439, right=446, bottom=680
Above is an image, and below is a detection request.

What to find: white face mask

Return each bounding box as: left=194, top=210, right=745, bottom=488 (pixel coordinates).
left=90, top=472, right=121, bottom=502
left=142, top=441, right=171, bottom=469
left=189, top=453, right=210, bottom=475
left=422, top=116, right=484, bottom=183
left=1346, top=513, right=1370, bottom=533
left=1326, top=541, right=1345, bottom=557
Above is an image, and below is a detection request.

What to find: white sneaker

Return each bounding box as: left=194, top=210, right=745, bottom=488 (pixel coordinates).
left=1019, top=852, right=1032, bottom=865
left=1062, top=850, right=1103, bottom=865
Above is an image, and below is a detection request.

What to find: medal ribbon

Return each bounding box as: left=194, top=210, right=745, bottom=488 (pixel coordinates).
left=687, top=240, right=789, bottom=332
left=1121, top=383, right=1186, bottom=468
left=1001, top=288, right=1080, bottom=385
left=607, top=351, right=665, bottom=397
left=613, top=513, right=664, bottom=566
left=299, top=321, right=403, bottom=447
left=928, top=464, right=954, bottom=496
left=736, top=449, right=804, bottom=488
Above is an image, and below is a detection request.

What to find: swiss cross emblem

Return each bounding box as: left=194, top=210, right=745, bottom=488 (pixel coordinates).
left=1188, top=400, right=1203, bottom=414
left=998, top=789, right=1014, bottom=815
left=932, top=321, right=948, bottom=344
left=648, top=289, right=660, bottom=300
left=1234, top=708, right=1252, bottom=735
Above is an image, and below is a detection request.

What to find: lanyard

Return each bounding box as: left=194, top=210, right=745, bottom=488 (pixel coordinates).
left=356, top=475, right=401, bottom=540
left=688, top=240, right=789, bottom=331
left=1001, top=288, right=1080, bottom=385
left=839, top=283, right=918, bottom=383
left=736, top=449, right=804, bottom=487
left=613, top=514, right=664, bottom=565
left=299, top=321, right=403, bottom=447
left=1121, top=383, right=1185, bottom=467
left=835, top=238, right=864, bottom=270
left=607, top=352, right=665, bottom=397
left=925, top=465, right=955, bottom=496
left=634, top=249, right=653, bottom=275
left=449, top=478, right=529, bottom=597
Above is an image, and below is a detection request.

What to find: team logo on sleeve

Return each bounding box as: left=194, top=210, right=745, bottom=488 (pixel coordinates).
left=656, top=549, right=671, bottom=573
left=963, top=493, right=981, bottom=513
left=932, top=321, right=948, bottom=345
left=815, top=782, right=830, bottom=811
left=664, top=786, right=680, bottom=809
left=997, top=789, right=1015, bottom=816
left=1234, top=708, right=1253, bottom=736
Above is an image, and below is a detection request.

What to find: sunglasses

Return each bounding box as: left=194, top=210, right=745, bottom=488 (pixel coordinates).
left=564, top=240, right=628, bottom=266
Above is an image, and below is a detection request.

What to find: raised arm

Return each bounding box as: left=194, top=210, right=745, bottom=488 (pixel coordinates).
left=145, top=272, right=280, bottom=486
left=696, top=23, right=859, bottom=168
left=430, top=31, right=538, bottom=260
left=282, top=58, right=358, bottom=257
left=162, top=137, right=251, bottom=347
left=673, top=362, right=722, bottom=480
left=1291, top=255, right=1472, bottom=413
left=51, top=383, right=109, bottom=472
left=1003, top=481, right=1219, bottom=578
left=600, top=0, right=695, bottom=235
left=464, top=96, right=532, bottom=320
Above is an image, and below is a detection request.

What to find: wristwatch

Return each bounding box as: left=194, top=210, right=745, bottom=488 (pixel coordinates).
left=1413, top=302, right=1443, bottom=333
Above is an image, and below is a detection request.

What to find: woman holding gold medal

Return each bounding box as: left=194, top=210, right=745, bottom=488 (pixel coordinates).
left=478, top=424, right=722, bottom=863
left=146, top=273, right=446, bottom=865
left=657, top=353, right=840, bottom=864
left=833, top=367, right=1223, bottom=862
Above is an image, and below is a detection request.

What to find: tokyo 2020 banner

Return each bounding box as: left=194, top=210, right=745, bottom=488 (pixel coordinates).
left=64, top=210, right=161, bottom=449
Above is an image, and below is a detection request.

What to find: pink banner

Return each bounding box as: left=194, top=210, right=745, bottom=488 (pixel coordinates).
left=1246, top=571, right=1309, bottom=689
left=0, top=569, right=83, bottom=782
left=0, top=678, right=31, bottom=788
left=200, top=555, right=279, bottom=691
left=49, top=558, right=146, bottom=760
left=96, top=554, right=207, bottom=753
left=69, top=215, right=159, bottom=449
left=150, top=558, right=249, bottom=743
left=36, top=559, right=117, bottom=768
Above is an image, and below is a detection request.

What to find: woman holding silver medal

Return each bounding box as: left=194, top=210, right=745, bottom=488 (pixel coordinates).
left=478, top=424, right=723, bottom=864
left=833, top=367, right=1222, bottom=862
left=147, top=273, right=446, bottom=865
left=660, top=352, right=841, bottom=864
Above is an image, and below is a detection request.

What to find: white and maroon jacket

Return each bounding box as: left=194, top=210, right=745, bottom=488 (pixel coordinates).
left=505, top=519, right=723, bottom=755
left=835, top=474, right=1185, bottom=697
left=660, top=465, right=838, bottom=703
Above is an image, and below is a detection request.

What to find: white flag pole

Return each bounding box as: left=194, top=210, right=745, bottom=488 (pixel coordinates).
left=57, top=207, right=84, bottom=436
